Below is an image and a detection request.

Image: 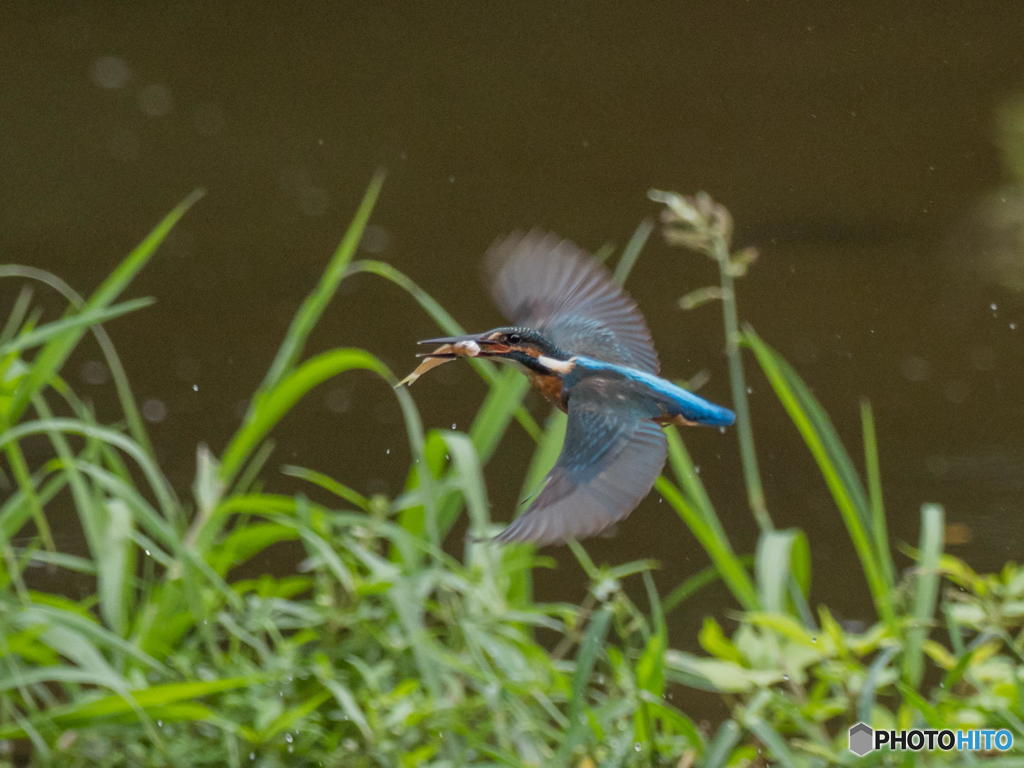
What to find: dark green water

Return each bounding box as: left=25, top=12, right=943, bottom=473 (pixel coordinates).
left=3, top=5, right=1023, bottom=634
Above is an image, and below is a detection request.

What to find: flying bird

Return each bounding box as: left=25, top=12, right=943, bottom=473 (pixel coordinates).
left=407, top=230, right=735, bottom=546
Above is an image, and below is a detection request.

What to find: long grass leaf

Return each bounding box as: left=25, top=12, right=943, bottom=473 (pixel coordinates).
left=280, top=464, right=370, bottom=511
left=861, top=399, right=893, bottom=587
left=744, top=327, right=895, bottom=628
left=857, top=644, right=899, bottom=724
left=702, top=718, right=742, bottom=768
left=7, top=190, right=202, bottom=422
left=253, top=171, right=384, bottom=400
left=903, top=503, right=943, bottom=687
left=556, top=605, right=612, bottom=762
left=656, top=476, right=758, bottom=610
left=220, top=348, right=397, bottom=486
left=0, top=297, right=154, bottom=360
left=756, top=528, right=810, bottom=614
left=0, top=419, right=178, bottom=518
left=612, top=218, right=654, bottom=285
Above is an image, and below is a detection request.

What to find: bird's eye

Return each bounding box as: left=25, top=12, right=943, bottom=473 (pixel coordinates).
left=506, top=333, right=521, bottom=344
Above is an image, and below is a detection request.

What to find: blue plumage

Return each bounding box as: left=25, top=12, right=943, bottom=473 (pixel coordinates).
left=411, top=229, right=735, bottom=546
left=570, top=356, right=736, bottom=427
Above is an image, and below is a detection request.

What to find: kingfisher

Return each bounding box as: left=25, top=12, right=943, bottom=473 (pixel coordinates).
left=411, top=229, right=735, bottom=546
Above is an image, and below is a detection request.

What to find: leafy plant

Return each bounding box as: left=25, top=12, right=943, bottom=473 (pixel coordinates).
left=0, top=178, right=1019, bottom=768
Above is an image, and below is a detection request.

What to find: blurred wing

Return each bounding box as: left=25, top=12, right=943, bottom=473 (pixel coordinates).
left=485, top=229, right=660, bottom=373
left=493, top=379, right=667, bottom=546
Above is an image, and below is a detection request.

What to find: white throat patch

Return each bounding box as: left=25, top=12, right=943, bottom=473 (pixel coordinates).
left=536, top=355, right=574, bottom=374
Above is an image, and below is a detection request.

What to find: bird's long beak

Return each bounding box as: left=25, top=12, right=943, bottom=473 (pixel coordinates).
left=416, top=333, right=510, bottom=358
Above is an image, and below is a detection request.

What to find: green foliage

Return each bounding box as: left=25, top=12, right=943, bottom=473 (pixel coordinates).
left=0, top=179, right=1020, bottom=767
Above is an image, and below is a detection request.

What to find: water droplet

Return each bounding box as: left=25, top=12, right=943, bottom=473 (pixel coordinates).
left=284, top=733, right=293, bottom=743
left=901, top=356, right=931, bottom=382
left=450, top=423, right=457, bottom=430
left=990, top=302, right=999, bottom=312
left=694, top=465, right=701, bottom=474
left=634, top=743, right=642, bottom=752
left=80, top=359, right=110, bottom=385
left=746, top=386, right=754, bottom=394
left=325, top=387, right=351, bottom=413
left=782, top=673, right=790, bottom=681
left=298, top=186, right=330, bottom=217
left=156, top=719, right=163, bottom=728
left=385, top=448, right=391, bottom=455
left=138, top=83, right=174, bottom=117
left=144, top=549, right=151, bottom=556
left=811, top=636, right=817, bottom=643
left=1010, top=322, right=1019, bottom=331
left=192, top=384, right=199, bottom=392
left=142, top=398, right=167, bottom=423
left=718, top=426, right=726, bottom=434
left=91, top=56, right=132, bottom=90
left=360, top=224, right=392, bottom=253
left=249, top=752, right=255, bottom=761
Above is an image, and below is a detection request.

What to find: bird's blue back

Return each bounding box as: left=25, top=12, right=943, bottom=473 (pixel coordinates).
left=570, top=356, right=736, bottom=427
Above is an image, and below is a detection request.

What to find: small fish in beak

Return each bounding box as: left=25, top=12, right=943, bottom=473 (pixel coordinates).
left=395, top=339, right=482, bottom=387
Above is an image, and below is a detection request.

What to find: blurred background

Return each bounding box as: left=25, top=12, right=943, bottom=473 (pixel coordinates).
left=3, top=3, right=1023, bottom=632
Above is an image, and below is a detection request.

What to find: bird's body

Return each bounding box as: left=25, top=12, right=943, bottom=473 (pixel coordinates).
left=408, top=229, right=735, bottom=546
left=528, top=354, right=736, bottom=428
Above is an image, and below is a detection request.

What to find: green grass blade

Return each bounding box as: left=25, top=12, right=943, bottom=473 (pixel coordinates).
left=516, top=410, right=566, bottom=508
left=555, top=605, right=612, bottom=762
left=656, top=476, right=758, bottom=611
left=702, top=718, right=742, bottom=768
left=0, top=418, right=179, bottom=520
left=6, top=190, right=202, bottom=423
left=612, top=218, right=654, bottom=285
left=756, top=528, right=810, bottom=614
left=250, top=689, right=332, bottom=743
left=2, top=676, right=259, bottom=737
left=0, top=285, right=34, bottom=343
left=903, top=503, right=944, bottom=688
left=441, top=431, right=491, bottom=541
left=219, top=347, right=401, bottom=486
left=861, top=399, right=894, bottom=588
left=253, top=171, right=384, bottom=400
left=745, top=716, right=800, bottom=767
left=663, top=556, right=756, bottom=614
left=280, top=464, right=370, bottom=511
left=634, top=571, right=667, bottom=753
left=0, top=265, right=159, bottom=458
left=858, top=644, right=899, bottom=724
left=0, top=297, right=154, bottom=358
left=744, top=326, right=895, bottom=629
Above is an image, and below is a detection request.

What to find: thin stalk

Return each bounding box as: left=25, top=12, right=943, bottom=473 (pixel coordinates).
left=861, top=399, right=894, bottom=587
left=2, top=442, right=54, bottom=552
left=714, top=241, right=772, bottom=533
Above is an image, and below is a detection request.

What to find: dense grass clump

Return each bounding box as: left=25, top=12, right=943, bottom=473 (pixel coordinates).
left=1, top=176, right=1022, bottom=766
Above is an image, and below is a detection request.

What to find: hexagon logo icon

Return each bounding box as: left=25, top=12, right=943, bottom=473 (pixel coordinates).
left=849, top=722, right=874, bottom=756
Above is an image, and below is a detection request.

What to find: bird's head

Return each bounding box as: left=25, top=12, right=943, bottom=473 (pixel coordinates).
left=418, top=327, right=573, bottom=376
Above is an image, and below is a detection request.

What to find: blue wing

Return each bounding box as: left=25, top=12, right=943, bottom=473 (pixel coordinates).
left=485, top=230, right=661, bottom=374
left=493, top=378, right=667, bottom=546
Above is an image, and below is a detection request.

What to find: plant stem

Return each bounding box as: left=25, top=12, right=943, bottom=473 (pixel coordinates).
left=715, top=240, right=772, bottom=533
